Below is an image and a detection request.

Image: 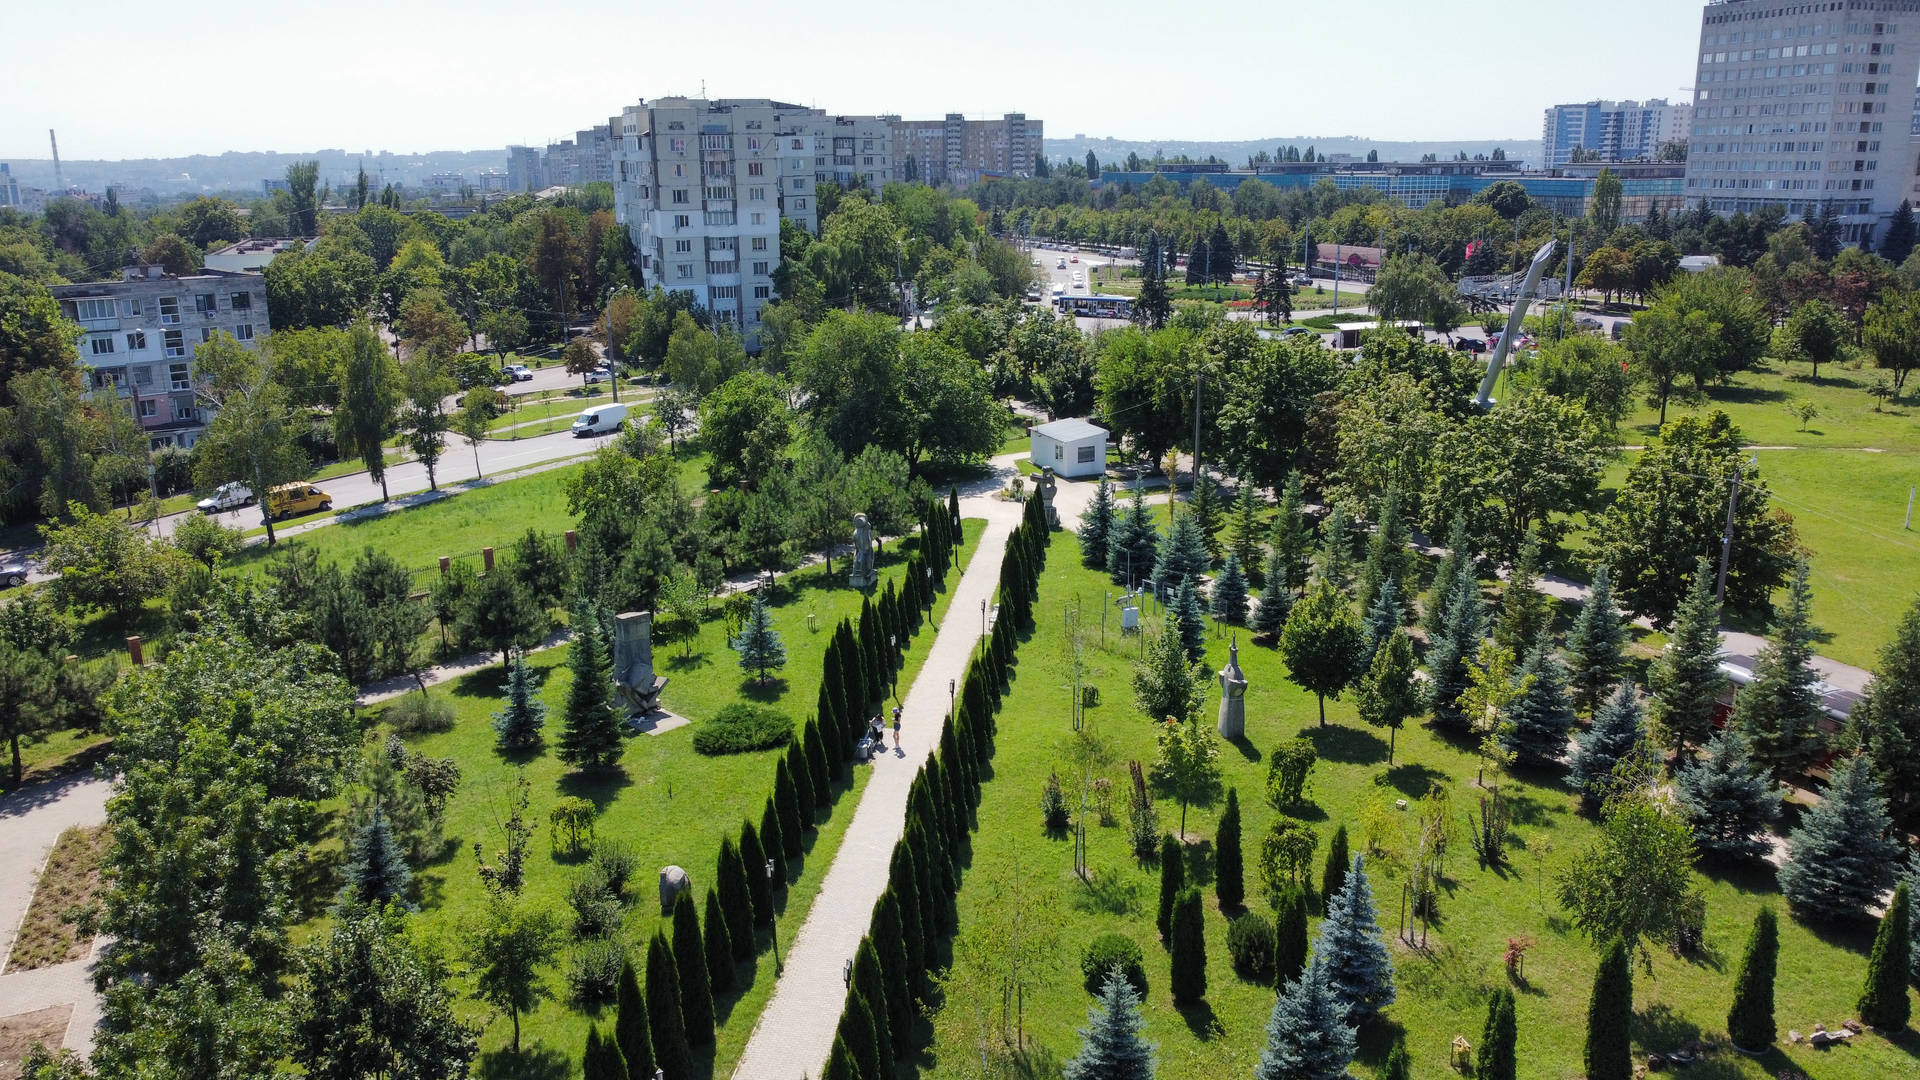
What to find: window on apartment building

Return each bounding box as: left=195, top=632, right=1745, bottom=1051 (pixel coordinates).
left=753, top=261, right=769, bottom=275
left=671, top=189, right=689, bottom=204
left=158, top=296, right=180, bottom=324
left=716, top=310, right=736, bottom=324
left=677, top=264, right=692, bottom=279
left=90, top=368, right=122, bottom=390
left=795, top=198, right=807, bottom=210
left=750, top=212, right=764, bottom=225
left=73, top=298, right=116, bottom=321
left=670, top=138, right=686, bottom=152
left=133, top=365, right=152, bottom=386
left=123, top=297, right=142, bottom=317
left=711, top=286, right=740, bottom=299
left=705, top=211, right=736, bottom=226
left=748, top=136, right=762, bottom=150
left=90, top=336, right=116, bottom=356
left=748, top=161, right=763, bottom=176
left=754, top=285, right=770, bottom=299
left=163, top=330, right=185, bottom=357
left=751, top=237, right=768, bottom=251
left=126, top=331, right=146, bottom=351
left=791, top=138, right=803, bottom=149
left=748, top=187, right=765, bottom=201
left=792, top=178, right=805, bottom=190
left=169, top=363, right=190, bottom=389
left=235, top=324, right=254, bottom=342
left=139, top=399, right=157, bottom=418
left=674, top=239, right=692, bottom=253
left=230, top=291, right=252, bottom=311
left=195, top=293, right=218, bottom=315
left=864, top=157, right=873, bottom=165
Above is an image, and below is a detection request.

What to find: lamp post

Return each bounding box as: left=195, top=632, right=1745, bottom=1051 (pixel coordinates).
left=843, top=958, right=853, bottom=987
left=889, top=634, right=898, bottom=693
left=765, top=859, right=781, bottom=972
left=948, top=677, right=956, bottom=721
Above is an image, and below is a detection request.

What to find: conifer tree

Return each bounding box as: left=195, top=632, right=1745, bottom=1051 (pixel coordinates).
left=1227, top=482, right=1265, bottom=576
left=1476, top=987, right=1517, bottom=1080
left=560, top=600, right=624, bottom=769
left=837, top=620, right=869, bottom=726
left=1565, top=565, right=1629, bottom=715
left=1726, top=907, right=1778, bottom=1052
left=1108, top=487, right=1159, bottom=588
left=757, top=801, right=787, bottom=889
left=583, top=1026, right=628, bottom=1080
left=1424, top=567, right=1486, bottom=730
left=1188, top=474, right=1224, bottom=562
left=1251, top=556, right=1294, bottom=640
left=1314, top=855, right=1395, bottom=1022
left=872, top=890, right=915, bottom=1052
left=1281, top=580, right=1366, bottom=728
left=1169, top=886, right=1208, bottom=1002
left=1779, top=757, right=1900, bottom=920
left=1903, top=855, right=1920, bottom=985
left=339, top=807, right=413, bottom=909
left=702, top=888, right=734, bottom=994
left=836, top=990, right=883, bottom=1080
left=1310, top=505, right=1356, bottom=592
left=1172, top=577, right=1207, bottom=660
left=740, top=821, right=773, bottom=926
left=888, top=843, right=926, bottom=998
left=1320, top=826, right=1350, bottom=911
left=774, top=758, right=804, bottom=855
left=1270, top=471, right=1314, bottom=593
left=645, top=931, right=692, bottom=1080
left=1585, top=939, right=1633, bottom=1080
left=716, top=838, right=755, bottom=960
left=1357, top=628, right=1419, bottom=765
left=492, top=649, right=547, bottom=749
left=1357, top=487, right=1413, bottom=618
left=1211, top=555, right=1250, bottom=625
left=948, top=486, right=962, bottom=541
left=823, top=1034, right=857, bottom=1080
left=851, top=941, right=896, bottom=1079
left=1422, top=520, right=1475, bottom=642
left=1158, top=833, right=1185, bottom=941
left=671, top=888, right=715, bottom=1044
left=1360, top=577, right=1403, bottom=660
left=1568, top=684, right=1647, bottom=807
left=1064, top=967, right=1157, bottom=1080
left=1154, top=510, right=1213, bottom=592
left=1274, top=886, right=1309, bottom=990
left=1382, top=1038, right=1411, bottom=1080
left=1491, top=527, right=1553, bottom=657
left=1216, top=787, right=1244, bottom=908
left=1649, top=559, right=1727, bottom=764
left=1860, top=596, right=1920, bottom=836
left=801, top=719, right=831, bottom=809
left=1079, top=476, right=1115, bottom=567
left=1253, top=948, right=1356, bottom=1080
left=1735, top=560, right=1826, bottom=780
left=615, top=959, right=655, bottom=1080
left=1673, top=729, right=1778, bottom=861
left=1500, top=635, right=1577, bottom=767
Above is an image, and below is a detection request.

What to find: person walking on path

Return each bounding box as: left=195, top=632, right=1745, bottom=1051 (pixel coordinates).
left=891, top=705, right=903, bottom=753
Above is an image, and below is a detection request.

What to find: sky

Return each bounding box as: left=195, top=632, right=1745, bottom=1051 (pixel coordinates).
left=1, top=0, right=1710, bottom=160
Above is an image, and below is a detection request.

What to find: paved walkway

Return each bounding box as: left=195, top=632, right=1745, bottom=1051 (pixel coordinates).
left=0, top=772, right=111, bottom=1056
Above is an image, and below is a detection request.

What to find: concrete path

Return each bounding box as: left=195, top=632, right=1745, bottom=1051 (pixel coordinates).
left=0, top=772, right=111, bottom=1056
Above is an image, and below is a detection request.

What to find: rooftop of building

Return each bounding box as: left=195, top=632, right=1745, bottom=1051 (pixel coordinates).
left=50, top=265, right=262, bottom=292
left=205, top=237, right=317, bottom=258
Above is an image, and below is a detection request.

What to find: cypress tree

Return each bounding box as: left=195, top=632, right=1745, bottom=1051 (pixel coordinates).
left=740, top=821, right=773, bottom=926
left=339, top=807, right=412, bottom=909
left=1779, top=757, right=1900, bottom=920
left=1569, top=684, right=1647, bottom=807
left=1586, top=939, right=1633, bottom=1080
left=1216, top=787, right=1244, bottom=909
left=645, top=931, right=692, bottom=1080
left=949, top=487, right=962, bottom=542
left=803, top=719, right=832, bottom=809
left=905, top=814, right=942, bottom=946
left=872, top=891, right=916, bottom=1055
left=1501, top=635, right=1577, bottom=767
left=583, top=1026, right=628, bottom=1080
left=492, top=650, right=547, bottom=749
left=1274, top=886, right=1309, bottom=990
left=836, top=989, right=882, bottom=1080
left=560, top=600, right=625, bottom=769
left=1211, top=555, right=1250, bottom=625
left=1734, top=560, right=1826, bottom=780
left=1424, top=567, right=1485, bottom=731
left=1476, top=987, right=1517, bottom=1080
left=837, top=621, right=868, bottom=732
left=1314, top=855, right=1395, bottom=1022
left=1726, top=906, right=1778, bottom=1052
left=716, top=838, right=755, bottom=960
left=671, top=888, right=716, bottom=1044
left=888, top=843, right=926, bottom=1000
left=615, top=960, right=655, bottom=1080
left=1860, top=596, right=1920, bottom=836
left=1673, top=729, right=1778, bottom=861
left=1169, top=886, right=1208, bottom=1002
left=759, top=799, right=788, bottom=886
left=1859, top=883, right=1912, bottom=1029
left=819, top=677, right=847, bottom=768
left=1565, top=565, right=1629, bottom=715
left=1078, top=476, right=1116, bottom=567
left=1651, top=559, right=1730, bottom=764
left=1382, top=1038, right=1411, bottom=1080
left=1064, top=967, right=1156, bottom=1080
left=1253, top=948, right=1356, bottom=1080
left=851, top=940, right=896, bottom=1079
left=702, top=888, right=734, bottom=994
left=1158, top=833, right=1185, bottom=941
left=1107, top=487, right=1159, bottom=588
left=1319, top=825, right=1349, bottom=911
left=823, top=1034, right=858, bottom=1080
left=925, top=756, right=962, bottom=863
left=859, top=600, right=885, bottom=709
left=774, top=758, right=804, bottom=854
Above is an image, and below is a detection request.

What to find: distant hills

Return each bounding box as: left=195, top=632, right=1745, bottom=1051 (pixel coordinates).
left=1, top=148, right=506, bottom=198
left=1048, top=134, right=1544, bottom=169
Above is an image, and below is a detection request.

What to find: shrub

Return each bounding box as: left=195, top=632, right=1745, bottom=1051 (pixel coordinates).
left=1266, top=738, right=1318, bottom=809
left=568, top=934, right=629, bottom=1006
left=691, top=703, right=793, bottom=756
left=387, top=693, right=455, bottom=735
left=568, top=865, right=623, bottom=938
left=593, top=841, right=639, bottom=900
left=1227, top=912, right=1277, bottom=983
left=1041, top=771, right=1070, bottom=830
left=1081, top=933, right=1148, bottom=997
left=550, top=796, right=597, bottom=857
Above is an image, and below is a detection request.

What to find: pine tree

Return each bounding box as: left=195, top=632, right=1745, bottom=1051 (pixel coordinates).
left=1647, top=559, right=1727, bottom=764
left=1270, top=471, right=1313, bottom=593
left=1568, top=684, right=1647, bottom=807
left=851, top=941, right=896, bottom=1080
left=1726, top=907, right=1778, bottom=1052
left=1227, top=482, right=1265, bottom=576
left=1500, top=635, right=1577, bottom=767
left=1357, top=628, right=1419, bottom=765
left=801, top=719, right=831, bottom=810
left=1064, top=967, right=1157, bottom=1080
left=1314, top=855, right=1395, bottom=1022
left=1172, top=577, right=1207, bottom=660
left=1491, top=528, right=1553, bottom=657
left=670, top=888, right=716, bottom=1044
left=1153, top=510, right=1213, bottom=592
left=1211, top=555, right=1250, bottom=625
left=1251, top=555, right=1294, bottom=640
left=774, top=758, right=804, bottom=855
left=583, top=1025, right=628, bottom=1080
left=1474, top=988, right=1517, bottom=1080
left=949, top=486, right=962, bottom=542
left=339, top=807, right=413, bottom=909
left=1253, top=948, right=1356, bottom=1080
left=702, top=888, right=734, bottom=994
left=1860, top=596, right=1920, bottom=836
left=1216, top=787, right=1244, bottom=909
left=1424, top=565, right=1485, bottom=730
left=1735, top=560, right=1826, bottom=781
left=837, top=990, right=882, bottom=1080
left=1310, top=505, right=1355, bottom=592
left=1158, top=833, right=1185, bottom=942
left=1780, top=756, right=1900, bottom=921
left=616, top=959, right=655, bottom=1080
left=645, top=932, right=692, bottom=1080
left=1274, top=886, right=1309, bottom=990
left=1170, top=886, right=1207, bottom=1002
left=492, top=650, right=547, bottom=749
left=1320, top=826, right=1349, bottom=910
left=1357, top=488, right=1413, bottom=618
left=1360, top=577, right=1403, bottom=660
left=731, top=593, right=787, bottom=686
left=1079, top=477, right=1116, bottom=567
left=1422, top=520, right=1475, bottom=642
left=1881, top=199, right=1918, bottom=264
left=560, top=600, right=625, bottom=769
left=1565, top=565, right=1629, bottom=716
left=1586, top=939, right=1633, bottom=1080
left=1673, top=729, right=1778, bottom=861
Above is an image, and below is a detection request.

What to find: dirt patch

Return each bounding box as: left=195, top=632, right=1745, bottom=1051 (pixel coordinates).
left=3, top=826, right=107, bottom=973
left=0, top=1005, right=73, bottom=1080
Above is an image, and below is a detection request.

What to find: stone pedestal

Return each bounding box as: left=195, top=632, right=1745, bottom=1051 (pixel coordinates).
left=1217, top=636, right=1247, bottom=740
left=614, top=610, right=667, bottom=719
left=849, top=512, right=878, bottom=590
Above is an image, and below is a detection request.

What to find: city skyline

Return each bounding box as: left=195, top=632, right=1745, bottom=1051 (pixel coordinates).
left=2, top=0, right=1709, bottom=160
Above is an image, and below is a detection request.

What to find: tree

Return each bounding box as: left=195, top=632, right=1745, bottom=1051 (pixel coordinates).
left=583, top=1027, right=627, bottom=1080
left=291, top=906, right=477, bottom=1080
left=1273, top=886, right=1309, bottom=989
left=1776, top=299, right=1849, bottom=379
left=1427, top=391, right=1605, bottom=564
left=740, top=821, right=774, bottom=926
left=399, top=349, right=455, bottom=493
left=1462, top=638, right=1525, bottom=787
left=1211, top=555, right=1249, bottom=625
left=1169, top=887, right=1207, bottom=1002
left=1320, top=826, right=1350, bottom=908
left=1673, top=729, right=1778, bottom=862
left=36, top=503, right=179, bottom=626
left=1859, top=883, right=1912, bottom=1030
left=1134, top=613, right=1207, bottom=725
left=1170, top=576, right=1206, bottom=660
left=453, top=565, right=548, bottom=666
left=1253, top=949, right=1356, bottom=1080
left=1491, top=530, right=1554, bottom=657
left=1557, top=790, right=1702, bottom=955
left=671, top=889, right=716, bottom=1045
left=285, top=160, right=320, bottom=234
left=1564, top=566, right=1629, bottom=715
left=1064, top=968, right=1157, bottom=1080
left=703, top=889, right=734, bottom=993
left=1157, top=833, right=1185, bottom=942
left=728, top=594, right=788, bottom=687
left=1311, top=506, right=1356, bottom=593
left=0, top=596, right=92, bottom=785
left=1476, top=987, right=1517, bottom=1080
left=1135, top=230, right=1171, bottom=330
left=1880, top=200, right=1918, bottom=265
left=1153, top=713, right=1223, bottom=841
left=1152, top=510, right=1212, bottom=593
left=1279, top=581, right=1365, bottom=728
left=339, top=807, right=412, bottom=909
left=837, top=990, right=883, bottom=1080
left=1501, top=636, right=1575, bottom=768
left=465, top=898, right=560, bottom=1054
left=1585, top=939, right=1633, bottom=1080
left=1778, top=757, right=1900, bottom=921
left=1315, top=855, right=1394, bottom=1022
left=1726, top=907, right=1778, bottom=1052
left=1108, top=487, right=1160, bottom=588
left=701, top=372, right=792, bottom=486
left=850, top=941, right=896, bottom=1078
left=559, top=601, right=624, bottom=770
left=331, top=322, right=401, bottom=500
left=1863, top=287, right=1920, bottom=396
left=453, top=387, right=501, bottom=478
left=193, top=334, right=310, bottom=545
left=1356, top=628, right=1418, bottom=765
left=615, top=959, right=655, bottom=1080
left=1860, top=596, right=1920, bottom=836
left=645, top=932, right=693, bottom=1080
left=1369, top=252, right=1450, bottom=326
left=717, top=837, right=755, bottom=961
left=1734, top=560, right=1826, bottom=781
left=1079, top=476, right=1115, bottom=567
left=1423, top=564, right=1486, bottom=731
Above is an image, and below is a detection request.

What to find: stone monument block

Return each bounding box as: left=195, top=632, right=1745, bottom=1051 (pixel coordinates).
left=614, top=610, right=668, bottom=718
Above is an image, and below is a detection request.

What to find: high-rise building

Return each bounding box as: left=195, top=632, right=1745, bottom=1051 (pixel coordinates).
left=1684, top=0, right=1920, bottom=242
left=1541, top=99, right=1692, bottom=166
left=506, top=145, right=542, bottom=192
left=889, top=113, right=1043, bottom=184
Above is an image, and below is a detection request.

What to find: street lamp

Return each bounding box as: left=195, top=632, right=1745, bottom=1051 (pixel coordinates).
left=948, top=677, right=956, bottom=721
left=889, top=634, right=898, bottom=692
left=843, top=958, right=854, bottom=987
left=765, top=859, right=781, bottom=972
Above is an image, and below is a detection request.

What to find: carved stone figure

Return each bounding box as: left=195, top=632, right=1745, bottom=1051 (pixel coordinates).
left=1217, top=635, right=1247, bottom=739
left=849, top=512, right=878, bottom=589
left=1038, top=466, right=1060, bottom=527
left=614, top=610, right=668, bottom=717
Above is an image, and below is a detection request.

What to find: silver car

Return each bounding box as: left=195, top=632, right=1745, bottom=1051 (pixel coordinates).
left=1, top=554, right=29, bottom=589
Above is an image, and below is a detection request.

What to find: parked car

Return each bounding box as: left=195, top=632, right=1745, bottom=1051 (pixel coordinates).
left=1279, top=326, right=1317, bottom=338
left=572, top=402, right=628, bottom=436
left=267, top=483, right=332, bottom=520
left=503, top=363, right=534, bottom=381
left=584, top=364, right=613, bottom=384
left=197, top=481, right=254, bottom=513
left=0, top=554, right=29, bottom=589
left=1291, top=274, right=1313, bottom=287
left=1574, top=316, right=1604, bottom=331
left=1069, top=256, right=1079, bottom=263
left=1453, top=338, right=1488, bottom=354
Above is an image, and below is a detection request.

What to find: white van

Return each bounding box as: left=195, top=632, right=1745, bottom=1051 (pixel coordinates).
left=572, top=402, right=628, bottom=437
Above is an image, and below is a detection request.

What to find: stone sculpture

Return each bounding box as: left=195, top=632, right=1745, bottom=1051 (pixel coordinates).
left=849, top=512, right=878, bottom=590
left=1217, top=635, right=1247, bottom=739
left=659, top=865, right=690, bottom=914
left=1038, top=466, right=1060, bottom=527
left=614, top=610, right=668, bottom=718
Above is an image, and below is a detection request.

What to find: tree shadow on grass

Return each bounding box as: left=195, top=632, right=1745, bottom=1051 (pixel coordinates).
left=1353, top=1018, right=1407, bottom=1071
left=1303, top=724, right=1388, bottom=765
left=1793, top=911, right=1877, bottom=956
left=1175, top=999, right=1224, bottom=1041
left=558, top=766, right=633, bottom=811
left=492, top=742, right=547, bottom=767
left=1071, top=872, right=1143, bottom=917
left=739, top=677, right=790, bottom=703
left=1694, top=854, right=1780, bottom=897
left=476, top=1046, right=571, bottom=1080
left=450, top=665, right=512, bottom=699
left=712, top=954, right=760, bottom=1027
left=1184, top=840, right=1215, bottom=888
left=664, top=651, right=712, bottom=673
left=1380, top=763, right=1447, bottom=798
left=1006, top=1043, right=1065, bottom=1080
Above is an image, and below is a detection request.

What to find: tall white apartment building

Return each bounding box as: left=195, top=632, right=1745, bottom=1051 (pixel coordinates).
left=1543, top=100, right=1693, bottom=166
left=1685, top=0, right=1920, bottom=242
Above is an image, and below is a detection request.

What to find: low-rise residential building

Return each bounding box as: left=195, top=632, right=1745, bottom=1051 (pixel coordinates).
left=202, top=237, right=316, bottom=274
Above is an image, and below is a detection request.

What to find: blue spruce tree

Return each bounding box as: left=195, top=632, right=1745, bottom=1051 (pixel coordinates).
left=1424, top=568, right=1486, bottom=730
left=1673, top=729, right=1779, bottom=862
left=1500, top=634, right=1576, bottom=767
left=492, top=650, right=547, bottom=750
left=1564, top=566, right=1629, bottom=715
left=339, top=807, right=412, bottom=909
left=1313, top=855, right=1395, bottom=1023
left=1568, top=683, right=1648, bottom=807
left=1153, top=510, right=1213, bottom=592
left=1360, top=576, right=1403, bottom=661
left=1172, top=576, right=1207, bottom=661
left=1107, top=487, right=1160, bottom=588
left=1210, top=555, right=1249, bottom=626
left=1253, top=948, right=1356, bottom=1080
left=1779, top=757, right=1900, bottom=920
left=1063, top=967, right=1157, bottom=1080
left=1251, top=558, right=1294, bottom=640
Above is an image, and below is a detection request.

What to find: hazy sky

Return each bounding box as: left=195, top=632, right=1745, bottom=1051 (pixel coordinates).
left=3, top=0, right=1708, bottom=159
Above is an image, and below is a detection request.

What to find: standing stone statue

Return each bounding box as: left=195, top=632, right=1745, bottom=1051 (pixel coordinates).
left=614, top=610, right=667, bottom=718
left=1217, top=635, right=1247, bottom=739
left=1038, top=466, right=1060, bottom=528
left=849, top=512, right=878, bottom=590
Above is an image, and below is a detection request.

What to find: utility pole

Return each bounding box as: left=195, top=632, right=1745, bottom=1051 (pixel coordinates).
left=1191, top=374, right=1202, bottom=505
left=1714, top=460, right=1753, bottom=608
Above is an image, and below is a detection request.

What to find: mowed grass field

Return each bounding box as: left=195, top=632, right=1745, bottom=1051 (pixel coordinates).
left=920, top=527, right=1919, bottom=1080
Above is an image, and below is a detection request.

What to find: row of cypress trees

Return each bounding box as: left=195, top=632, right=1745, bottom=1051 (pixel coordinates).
left=581, top=494, right=966, bottom=1080
left=822, top=491, right=1047, bottom=1080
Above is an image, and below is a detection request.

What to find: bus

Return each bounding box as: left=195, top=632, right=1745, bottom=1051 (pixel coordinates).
left=1055, top=293, right=1134, bottom=319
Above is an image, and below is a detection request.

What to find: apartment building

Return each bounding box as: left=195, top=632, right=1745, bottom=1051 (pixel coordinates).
left=49, top=266, right=270, bottom=449
left=888, top=113, right=1043, bottom=185
left=507, top=145, right=543, bottom=192
left=1542, top=100, right=1692, bottom=166
left=1684, top=0, right=1920, bottom=242
left=800, top=113, right=894, bottom=192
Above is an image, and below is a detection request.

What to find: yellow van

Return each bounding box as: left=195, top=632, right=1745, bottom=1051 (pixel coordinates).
left=267, top=482, right=333, bottom=520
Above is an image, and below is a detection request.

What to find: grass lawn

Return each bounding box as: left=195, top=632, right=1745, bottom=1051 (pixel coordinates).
left=0, top=730, right=112, bottom=799
left=1621, top=360, right=1920, bottom=454
left=342, top=518, right=988, bottom=1076
left=919, top=527, right=1917, bottom=1080
left=311, top=450, right=409, bottom=483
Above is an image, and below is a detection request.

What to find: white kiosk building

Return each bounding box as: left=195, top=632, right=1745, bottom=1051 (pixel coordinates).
left=1029, top=418, right=1109, bottom=479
